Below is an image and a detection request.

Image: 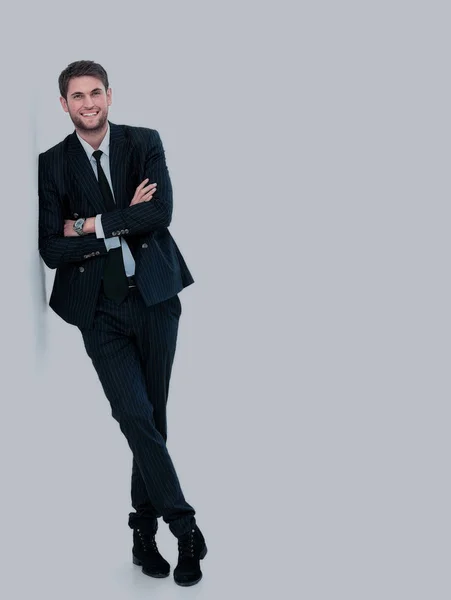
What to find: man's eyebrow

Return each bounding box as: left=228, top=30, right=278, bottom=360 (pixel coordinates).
left=70, top=88, right=103, bottom=97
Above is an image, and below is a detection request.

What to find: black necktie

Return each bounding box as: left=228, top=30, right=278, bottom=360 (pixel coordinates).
left=92, top=150, right=129, bottom=304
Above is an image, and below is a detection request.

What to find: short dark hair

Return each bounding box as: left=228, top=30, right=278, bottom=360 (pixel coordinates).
left=58, top=60, right=109, bottom=99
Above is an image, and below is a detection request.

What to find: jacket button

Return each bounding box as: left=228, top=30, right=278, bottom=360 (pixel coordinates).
left=125, top=229, right=129, bottom=234
left=96, top=251, right=100, bottom=255
left=79, top=266, right=85, bottom=272
left=142, top=243, right=148, bottom=248
left=73, top=213, right=79, bottom=219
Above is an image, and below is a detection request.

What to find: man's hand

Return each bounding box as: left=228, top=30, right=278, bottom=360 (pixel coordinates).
left=64, top=220, right=78, bottom=237
left=130, top=179, right=157, bottom=206
left=64, top=217, right=96, bottom=237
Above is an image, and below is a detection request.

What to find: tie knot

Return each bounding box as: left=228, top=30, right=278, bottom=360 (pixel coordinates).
left=92, top=149, right=103, bottom=163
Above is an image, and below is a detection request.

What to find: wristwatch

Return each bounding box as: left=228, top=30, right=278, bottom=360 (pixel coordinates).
left=73, top=217, right=87, bottom=236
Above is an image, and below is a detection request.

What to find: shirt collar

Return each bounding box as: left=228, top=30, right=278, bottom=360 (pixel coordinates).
left=76, top=121, right=110, bottom=160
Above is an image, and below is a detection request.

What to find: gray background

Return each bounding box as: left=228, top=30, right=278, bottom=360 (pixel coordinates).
left=0, top=1, right=449, bottom=598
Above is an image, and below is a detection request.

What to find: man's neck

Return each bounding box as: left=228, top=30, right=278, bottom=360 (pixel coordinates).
left=75, top=122, right=108, bottom=150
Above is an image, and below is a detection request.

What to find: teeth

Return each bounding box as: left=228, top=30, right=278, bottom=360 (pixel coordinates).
left=82, top=113, right=98, bottom=116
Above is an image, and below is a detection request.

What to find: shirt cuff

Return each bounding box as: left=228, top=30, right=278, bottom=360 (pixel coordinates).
left=96, top=214, right=121, bottom=250
left=95, top=214, right=105, bottom=239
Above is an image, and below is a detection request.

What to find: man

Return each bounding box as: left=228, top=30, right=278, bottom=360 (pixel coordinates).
left=38, top=60, right=207, bottom=587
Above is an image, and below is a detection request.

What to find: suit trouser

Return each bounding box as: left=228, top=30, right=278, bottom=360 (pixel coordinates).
left=79, top=286, right=196, bottom=538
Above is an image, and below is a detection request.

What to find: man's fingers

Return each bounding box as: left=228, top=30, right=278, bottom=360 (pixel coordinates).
left=136, top=179, right=157, bottom=191
left=136, top=178, right=149, bottom=191
left=130, top=184, right=156, bottom=205
left=140, top=183, right=157, bottom=194
left=135, top=191, right=154, bottom=204
left=138, top=188, right=156, bottom=201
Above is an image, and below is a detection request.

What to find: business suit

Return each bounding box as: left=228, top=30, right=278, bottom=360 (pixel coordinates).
left=39, top=121, right=194, bottom=329
left=38, top=121, right=197, bottom=538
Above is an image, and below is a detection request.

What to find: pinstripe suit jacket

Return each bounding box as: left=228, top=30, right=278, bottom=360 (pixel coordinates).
left=38, top=121, right=194, bottom=329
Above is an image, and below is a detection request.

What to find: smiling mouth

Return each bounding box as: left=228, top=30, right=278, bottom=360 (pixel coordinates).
left=81, top=111, right=99, bottom=117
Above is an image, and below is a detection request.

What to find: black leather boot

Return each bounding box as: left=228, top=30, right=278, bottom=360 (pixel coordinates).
left=173, top=525, right=208, bottom=586
left=132, top=528, right=170, bottom=578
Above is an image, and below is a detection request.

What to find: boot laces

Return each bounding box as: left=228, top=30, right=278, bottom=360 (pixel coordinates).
left=178, top=528, right=196, bottom=558
left=137, top=528, right=158, bottom=553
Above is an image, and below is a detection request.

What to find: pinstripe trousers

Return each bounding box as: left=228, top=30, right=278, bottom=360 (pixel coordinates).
left=79, top=286, right=196, bottom=538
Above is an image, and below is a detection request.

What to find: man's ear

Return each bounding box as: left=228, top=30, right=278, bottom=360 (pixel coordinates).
left=60, top=96, right=69, bottom=113
left=107, top=87, right=113, bottom=107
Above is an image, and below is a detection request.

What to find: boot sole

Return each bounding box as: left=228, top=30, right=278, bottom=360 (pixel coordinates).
left=174, top=573, right=203, bottom=587
left=133, top=555, right=170, bottom=578
left=173, top=544, right=208, bottom=587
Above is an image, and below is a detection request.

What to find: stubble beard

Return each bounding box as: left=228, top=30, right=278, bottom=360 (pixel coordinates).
left=70, top=109, right=108, bottom=133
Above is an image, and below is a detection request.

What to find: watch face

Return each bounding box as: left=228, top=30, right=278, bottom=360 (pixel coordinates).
left=74, top=218, right=85, bottom=233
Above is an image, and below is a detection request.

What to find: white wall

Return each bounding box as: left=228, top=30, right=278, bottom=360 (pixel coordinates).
left=1, top=2, right=450, bottom=599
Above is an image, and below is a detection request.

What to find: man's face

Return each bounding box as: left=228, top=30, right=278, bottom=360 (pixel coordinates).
left=60, top=76, right=112, bottom=132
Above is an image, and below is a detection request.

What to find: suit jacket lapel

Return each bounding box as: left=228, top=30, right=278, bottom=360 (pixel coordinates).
left=66, top=130, right=107, bottom=215
left=109, top=121, right=130, bottom=210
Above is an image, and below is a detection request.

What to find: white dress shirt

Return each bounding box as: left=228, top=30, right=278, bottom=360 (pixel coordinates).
left=76, top=123, right=136, bottom=276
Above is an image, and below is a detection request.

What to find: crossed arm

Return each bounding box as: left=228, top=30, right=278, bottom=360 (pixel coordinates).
left=39, top=129, right=172, bottom=269
left=62, top=178, right=157, bottom=238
